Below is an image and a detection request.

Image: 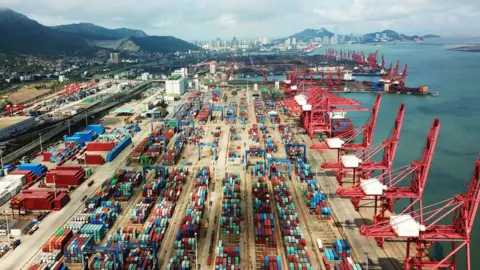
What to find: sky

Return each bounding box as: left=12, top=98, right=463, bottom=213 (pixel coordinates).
left=1, top=0, right=480, bottom=40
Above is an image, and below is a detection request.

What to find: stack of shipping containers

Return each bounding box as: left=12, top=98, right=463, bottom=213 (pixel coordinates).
left=272, top=176, right=313, bottom=270
left=167, top=166, right=209, bottom=269
left=215, top=172, right=242, bottom=269
left=252, top=176, right=281, bottom=269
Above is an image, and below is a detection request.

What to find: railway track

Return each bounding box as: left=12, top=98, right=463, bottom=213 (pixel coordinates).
left=3, top=82, right=151, bottom=164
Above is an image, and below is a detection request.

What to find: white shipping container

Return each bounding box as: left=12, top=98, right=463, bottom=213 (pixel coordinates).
left=317, top=239, right=323, bottom=251
left=4, top=174, right=26, bottom=186
left=0, top=196, right=9, bottom=205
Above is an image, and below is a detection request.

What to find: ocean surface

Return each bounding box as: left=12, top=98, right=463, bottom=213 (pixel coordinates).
left=243, top=38, right=480, bottom=269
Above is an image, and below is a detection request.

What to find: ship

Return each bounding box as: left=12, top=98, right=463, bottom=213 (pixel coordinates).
left=332, top=119, right=354, bottom=137
left=352, top=67, right=386, bottom=77
left=302, top=44, right=322, bottom=54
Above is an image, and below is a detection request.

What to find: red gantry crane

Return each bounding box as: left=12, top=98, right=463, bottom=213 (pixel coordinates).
left=320, top=103, right=405, bottom=186
left=367, top=50, right=378, bottom=70
left=357, top=118, right=440, bottom=247
left=381, top=63, right=394, bottom=82
left=361, top=155, right=480, bottom=270
left=296, top=87, right=368, bottom=138
left=393, top=60, right=401, bottom=77
left=371, top=118, right=439, bottom=226
left=311, top=94, right=382, bottom=156
left=6, top=105, right=25, bottom=116
left=393, top=64, right=408, bottom=88
left=337, top=109, right=438, bottom=221
left=335, top=67, right=342, bottom=90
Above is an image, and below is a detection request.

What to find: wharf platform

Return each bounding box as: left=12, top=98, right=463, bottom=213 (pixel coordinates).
left=298, top=133, right=407, bottom=270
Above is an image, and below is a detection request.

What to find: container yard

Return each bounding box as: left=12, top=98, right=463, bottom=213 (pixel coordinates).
left=0, top=71, right=477, bottom=270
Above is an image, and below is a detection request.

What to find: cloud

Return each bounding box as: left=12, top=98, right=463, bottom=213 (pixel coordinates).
left=2, top=0, right=480, bottom=39
left=154, top=21, right=172, bottom=28
left=210, top=14, right=237, bottom=26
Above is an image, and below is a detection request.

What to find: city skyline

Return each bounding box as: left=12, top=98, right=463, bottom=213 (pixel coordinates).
left=1, top=0, right=479, bottom=40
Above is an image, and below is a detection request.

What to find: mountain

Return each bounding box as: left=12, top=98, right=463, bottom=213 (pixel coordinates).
left=123, top=36, right=198, bottom=53
left=53, top=22, right=197, bottom=53
left=0, top=8, right=92, bottom=55
left=362, top=30, right=424, bottom=43
left=0, top=9, right=198, bottom=55
left=422, top=34, right=441, bottom=39
left=279, top=28, right=334, bottom=43
left=113, top=28, right=148, bottom=38
left=52, top=23, right=148, bottom=40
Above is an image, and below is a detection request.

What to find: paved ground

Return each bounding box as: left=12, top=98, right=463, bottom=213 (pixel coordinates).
left=0, top=88, right=155, bottom=270
left=1, top=85, right=410, bottom=270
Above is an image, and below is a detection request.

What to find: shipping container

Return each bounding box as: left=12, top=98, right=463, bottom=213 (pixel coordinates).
left=273, top=180, right=313, bottom=269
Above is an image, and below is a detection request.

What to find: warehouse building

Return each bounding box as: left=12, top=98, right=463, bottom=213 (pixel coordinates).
left=165, top=68, right=188, bottom=96
left=0, top=116, right=37, bottom=139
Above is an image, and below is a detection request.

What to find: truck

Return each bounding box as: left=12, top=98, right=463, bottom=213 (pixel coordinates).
left=10, top=239, right=20, bottom=249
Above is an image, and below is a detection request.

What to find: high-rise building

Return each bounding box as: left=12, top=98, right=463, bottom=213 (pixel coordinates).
left=381, top=33, right=388, bottom=39
left=216, top=38, right=221, bottom=49
left=330, top=36, right=337, bottom=45
left=232, top=37, right=238, bottom=48
left=285, top=38, right=291, bottom=49
left=333, top=26, right=339, bottom=45
left=375, top=33, right=381, bottom=39
left=322, top=36, right=329, bottom=45
left=109, top=53, right=120, bottom=64
left=209, top=62, right=217, bottom=74
left=292, top=38, right=297, bottom=45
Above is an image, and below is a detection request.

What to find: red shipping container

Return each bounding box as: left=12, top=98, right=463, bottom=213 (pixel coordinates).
left=85, top=153, right=105, bottom=165
left=11, top=190, right=60, bottom=210
left=43, top=152, right=52, bottom=162
left=54, top=192, right=70, bottom=210
left=86, top=142, right=116, bottom=152
left=46, top=169, right=85, bottom=187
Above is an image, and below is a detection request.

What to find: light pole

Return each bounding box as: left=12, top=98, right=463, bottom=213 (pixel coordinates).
left=39, top=133, right=43, bottom=152
left=67, top=119, right=71, bottom=136
left=0, top=149, right=4, bottom=172
left=326, top=183, right=330, bottom=203
left=365, top=252, right=369, bottom=270
left=5, top=211, right=10, bottom=245
left=195, top=232, right=198, bottom=270
left=53, top=175, right=57, bottom=199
